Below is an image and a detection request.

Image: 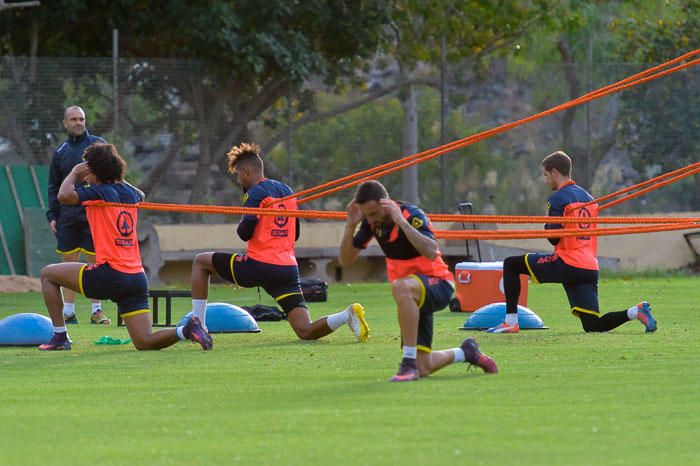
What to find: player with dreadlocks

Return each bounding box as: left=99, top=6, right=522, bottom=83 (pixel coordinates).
left=190, top=142, right=369, bottom=342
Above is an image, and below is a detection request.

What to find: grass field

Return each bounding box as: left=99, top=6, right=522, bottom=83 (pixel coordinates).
left=1, top=277, right=699, bottom=466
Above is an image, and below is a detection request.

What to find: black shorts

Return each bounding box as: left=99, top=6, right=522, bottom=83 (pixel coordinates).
left=79, top=263, right=149, bottom=317
left=408, top=274, right=454, bottom=352
left=525, top=253, right=600, bottom=317
left=212, top=253, right=306, bottom=314
left=55, top=218, right=95, bottom=255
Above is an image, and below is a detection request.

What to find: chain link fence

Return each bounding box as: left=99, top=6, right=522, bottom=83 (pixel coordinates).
left=1, top=57, right=698, bottom=223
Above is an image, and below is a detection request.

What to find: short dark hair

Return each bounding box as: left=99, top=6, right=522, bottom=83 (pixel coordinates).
left=354, top=180, right=389, bottom=204
left=82, top=143, right=126, bottom=183
left=541, top=151, right=572, bottom=177
left=226, top=142, right=264, bottom=174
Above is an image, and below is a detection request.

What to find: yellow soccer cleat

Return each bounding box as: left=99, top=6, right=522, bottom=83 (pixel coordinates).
left=346, top=303, right=369, bottom=343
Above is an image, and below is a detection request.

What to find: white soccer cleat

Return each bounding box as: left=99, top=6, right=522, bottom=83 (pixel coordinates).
left=346, top=303, right=369, bottom=343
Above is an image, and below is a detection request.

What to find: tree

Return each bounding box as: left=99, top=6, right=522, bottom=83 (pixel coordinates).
left=380, top=0, right=554, bottom=204
left=0, top=0, right=392, bottom=203
left=505, top=0, right=632, bottom=190
left=612, top=0, right=700, bottom=209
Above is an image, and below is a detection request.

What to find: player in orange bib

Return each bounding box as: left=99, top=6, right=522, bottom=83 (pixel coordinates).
left=38, top=143, right=211, bottom=351
left=190, top=143, right=368, bottom=342
left=487, top=151, right=657, bottom=334
left=339, top=180, right=498, bottom=382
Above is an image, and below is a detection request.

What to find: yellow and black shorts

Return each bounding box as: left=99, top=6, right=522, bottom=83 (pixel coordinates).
left=525, top=253, right=600, bottom=318
left=80, top=263, right=149, bottom=317
left=406, top=274, right=454, bottom=353
left=55, top=218, right=95, bottom=255
left=212, top=252, right=306, bottom=314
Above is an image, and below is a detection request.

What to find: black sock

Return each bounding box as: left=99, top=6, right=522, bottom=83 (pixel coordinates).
left=503, top=255, right=530, bottom=315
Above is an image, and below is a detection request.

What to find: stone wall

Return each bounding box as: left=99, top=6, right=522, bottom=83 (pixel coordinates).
left=145, top=216, right=700, bottom=284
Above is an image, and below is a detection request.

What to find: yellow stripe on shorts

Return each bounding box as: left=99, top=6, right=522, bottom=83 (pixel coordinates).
left=78, top=264, right=87, bottom=296
left=524, top=253, right=540, bottom=284
left=407, top=274, right=426, bottom=309
left=571, top=306, right=600, bottom=318
left=57, top=247, right=81, bottom=255
left=276, top=292, right=302, bottom=302
left=230, top=254, right=240, bottom=287
left=121, top=309, right=151, bottom=319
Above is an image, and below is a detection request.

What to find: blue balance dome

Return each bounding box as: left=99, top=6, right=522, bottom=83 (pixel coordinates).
left=178, top=302, right=261, bottom=333
left=0, top=313, right=54, bottom=346
left=462, top=302, right=548, bottom=330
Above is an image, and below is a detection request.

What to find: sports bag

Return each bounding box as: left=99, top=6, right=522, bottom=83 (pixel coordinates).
left=300, top=277, right=328, bottom=302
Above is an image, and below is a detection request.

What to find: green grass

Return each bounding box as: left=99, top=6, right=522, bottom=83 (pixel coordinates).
left=1, top=278, right=699, bottom=466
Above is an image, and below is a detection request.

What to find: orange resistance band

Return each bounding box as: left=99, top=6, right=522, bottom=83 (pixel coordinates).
left=95, top=51, right=700, bottom=242
left=102, top=201, right=700, bottom=226
left=266, top=49, right=700, bottom=206
left=294, top=56, right=700, bottom=205
left=599, top=165, right=700, bottom=211
left=568, top=162, right=700, bottom=213
left=435, top=221, right=700, bottom=240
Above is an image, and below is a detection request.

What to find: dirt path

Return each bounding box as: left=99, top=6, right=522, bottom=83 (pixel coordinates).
left=0, top=275, right=42, bottom=293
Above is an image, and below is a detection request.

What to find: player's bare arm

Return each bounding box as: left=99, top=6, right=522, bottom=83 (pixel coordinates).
left=338, top=200, right=362, bottom=266
left=380, top=198, right=438, bottom=260
left=57, top=162, right=90, bottom=205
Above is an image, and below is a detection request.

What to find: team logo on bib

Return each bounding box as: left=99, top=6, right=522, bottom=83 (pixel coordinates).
left=274, top=203, right=289, bottom=228
left=117, top=211, right=134, bottom=236
left=115, top=211, right=135, bottom=247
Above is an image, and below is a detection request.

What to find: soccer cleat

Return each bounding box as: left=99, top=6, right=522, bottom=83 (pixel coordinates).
left=38, top=334, right=72, bottom=351
left=389, top=360, right=419, bottom=382
left=486, top=322, right=520, bottom=334
left=635, top=301, right=657, bottom=333
left=90, top=310, right=112, bottom=325
left=184, top=316, right=213, bottom=350
left=460, top=338, right=498, bottom=374
left=64, top=313, right=79, bottom=325
left=346, top=303, right=369, bottom=342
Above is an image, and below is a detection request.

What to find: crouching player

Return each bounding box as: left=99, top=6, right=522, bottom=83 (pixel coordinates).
left=339, top=180, right=498, bottom=381
left=39, top=143, right=212, bottom=351
left=191, top=142, right=368, bottom=342
left=487, top=151, right=657, bottom=334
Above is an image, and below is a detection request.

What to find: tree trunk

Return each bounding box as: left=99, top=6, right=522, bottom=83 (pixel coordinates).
left=401, top=84, right=419, bottom=204
left=185, top=79, right=221, bottom=206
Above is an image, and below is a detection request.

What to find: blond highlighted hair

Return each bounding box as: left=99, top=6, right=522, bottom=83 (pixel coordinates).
left=226, top=142, right=263, bottom=174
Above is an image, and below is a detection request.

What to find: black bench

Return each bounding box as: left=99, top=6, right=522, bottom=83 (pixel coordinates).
left=117, top=289, right=192, bottom=327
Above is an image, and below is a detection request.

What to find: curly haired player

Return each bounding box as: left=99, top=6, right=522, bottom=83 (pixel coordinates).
left=39, top=143, right=211, bottom=351
left=190, top=142, right=369, bottom=342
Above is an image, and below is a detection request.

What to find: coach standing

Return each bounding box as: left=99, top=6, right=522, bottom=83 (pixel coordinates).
left=46, top=105, right=111, bottom=325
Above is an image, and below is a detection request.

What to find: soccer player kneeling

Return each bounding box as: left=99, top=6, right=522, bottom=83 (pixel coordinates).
left=488, top=151, right=657, bottom=335
left=39, top=143, right=212, bottom=351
